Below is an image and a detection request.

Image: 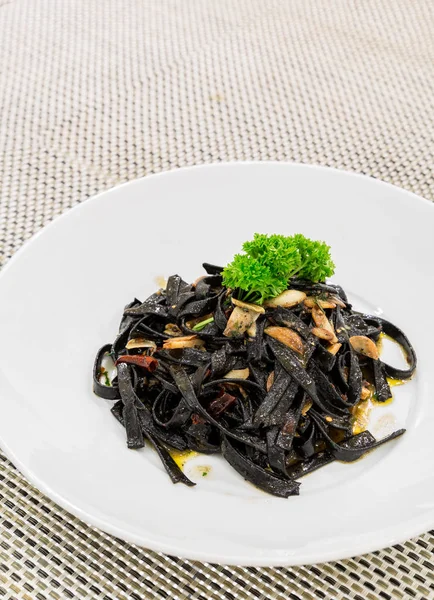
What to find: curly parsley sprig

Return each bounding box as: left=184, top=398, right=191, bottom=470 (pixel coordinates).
left=222, top=233, right=335, bottom=304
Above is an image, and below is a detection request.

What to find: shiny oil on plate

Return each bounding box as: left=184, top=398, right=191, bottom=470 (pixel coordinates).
left=0, top=162, right=431, bottom=566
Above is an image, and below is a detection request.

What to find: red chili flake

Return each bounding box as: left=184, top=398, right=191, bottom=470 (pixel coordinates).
left=208, top=392, right=236, bottom=418
left=191, top=413, right=206, bottom=425
left=115, top=355, right=158, bottom=372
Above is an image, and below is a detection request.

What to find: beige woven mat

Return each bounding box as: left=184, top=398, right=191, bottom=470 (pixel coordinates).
left=1, top=1, right=434, bottom=598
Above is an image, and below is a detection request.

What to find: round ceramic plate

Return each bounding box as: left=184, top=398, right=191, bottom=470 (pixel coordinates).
left=0, top=162, right=432, bottom=566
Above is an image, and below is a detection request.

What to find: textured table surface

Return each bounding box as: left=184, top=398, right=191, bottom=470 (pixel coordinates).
left=1, top=1, right=434, bottom=599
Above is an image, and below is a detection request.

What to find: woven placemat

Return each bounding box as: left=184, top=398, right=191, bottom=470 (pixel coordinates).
left=1, top=1, right=434, bottom=598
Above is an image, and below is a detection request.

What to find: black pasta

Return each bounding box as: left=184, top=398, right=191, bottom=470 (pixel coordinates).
left=92, top=265, right=416, bottom=497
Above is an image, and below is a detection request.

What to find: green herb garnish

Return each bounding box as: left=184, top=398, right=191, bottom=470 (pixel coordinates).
left=222, top=233, right=335, bottom=304
left=192, top=317, right=214, bottom=331
left=100, top=367, right=111, bottom=387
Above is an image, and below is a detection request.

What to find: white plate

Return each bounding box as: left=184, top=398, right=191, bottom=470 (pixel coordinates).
left=0, top=162, right=432, bottom=566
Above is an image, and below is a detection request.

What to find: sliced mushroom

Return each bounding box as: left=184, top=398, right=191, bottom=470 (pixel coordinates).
left=264, top=326, right=305, bottom=355
left=304, top=296, right=336, bottom=309
left=224, top=368, right=250, bottom=380
left=266, top=371, right=275, bottom=392
left=264, top=289, right=306, bottom=308
left=246, top=320, right=257, bottom=338
left=232, top=297, right=265, bottom=313
left=327, top=342, right=342, bottom=355
left=164, top=323, right=184, bottom=337
left=163, top=335, right=205, bottom=350
left=349, top=335, right=379, bottom=360
left=224, top=306, right=260, bottom=337
left=330, top=295, right=347, bottom=309
left=311, top=305, right=338, bottom=343
left=125, top=338, right=157, bottom=351
left=311, top=327, right=335, bottom=342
